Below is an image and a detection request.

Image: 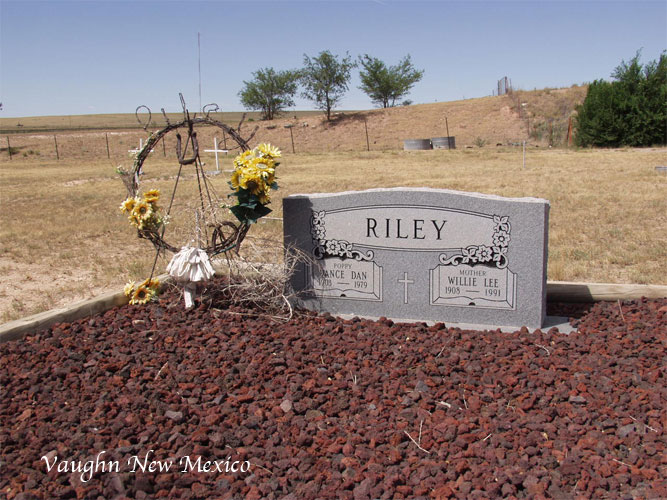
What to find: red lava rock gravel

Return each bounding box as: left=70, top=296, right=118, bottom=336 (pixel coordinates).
left=1, top=282, right=665, bottom=500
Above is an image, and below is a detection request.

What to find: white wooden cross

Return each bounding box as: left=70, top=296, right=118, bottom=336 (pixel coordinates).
left=128, top=138, right=155, bottom=176
left=204, top=137, right=228, bottom=172
left=128, top=138, right=143, bottom=154
left=128, top=138, right=154, bottom=154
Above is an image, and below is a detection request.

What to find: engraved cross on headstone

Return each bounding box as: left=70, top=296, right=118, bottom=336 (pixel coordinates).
left=398, top=272, right=414, bottom=304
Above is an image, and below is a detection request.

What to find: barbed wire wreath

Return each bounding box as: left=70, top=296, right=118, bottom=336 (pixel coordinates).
left=117, top=95, right=282, bottom=306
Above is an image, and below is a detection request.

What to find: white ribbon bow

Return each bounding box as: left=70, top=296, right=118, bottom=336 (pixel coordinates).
left=166, top=246, right=215, bottom=308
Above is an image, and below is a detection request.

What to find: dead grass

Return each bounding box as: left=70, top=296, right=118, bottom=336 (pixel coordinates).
left=280, top=148, right=667, bottom=284
left=1, top=146, right=665, bottom=322
left=0, top=110, right=323, bottom=134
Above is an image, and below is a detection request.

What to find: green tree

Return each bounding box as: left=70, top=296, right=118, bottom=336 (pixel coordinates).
left=358, top=54, right=424, bottom=108
left=575, top=51, right=666, bottom=147
left=300, top=51, right=355, bottom=121
left=574, top=80, right=625, bottom=147
left=239, top=67, right=300, bottom=120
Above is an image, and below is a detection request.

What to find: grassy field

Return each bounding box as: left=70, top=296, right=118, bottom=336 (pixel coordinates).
left=0, top=110, right=327, bottom=134
left=1, top=146, right=665, bottom=322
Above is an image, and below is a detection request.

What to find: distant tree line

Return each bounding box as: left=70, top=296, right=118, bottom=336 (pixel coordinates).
left=239, top=51, right=424, bottom=121
left=575, top=51, right=666, bottom=147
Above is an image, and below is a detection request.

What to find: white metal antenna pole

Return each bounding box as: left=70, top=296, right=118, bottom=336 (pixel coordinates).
left=198, top=32, right=202, bottom=112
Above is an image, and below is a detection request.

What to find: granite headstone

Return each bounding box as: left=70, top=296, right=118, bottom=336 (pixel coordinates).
left=283, top=188, right=549, bottom=329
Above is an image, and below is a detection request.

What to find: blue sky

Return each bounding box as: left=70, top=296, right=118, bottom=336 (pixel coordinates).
left=1, top=0, right=665, bottom=117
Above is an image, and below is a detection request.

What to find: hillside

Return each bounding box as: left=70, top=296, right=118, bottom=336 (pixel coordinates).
left=0, top=86, right=588, bottom=156
left=238, top=85, right=588, bottom=152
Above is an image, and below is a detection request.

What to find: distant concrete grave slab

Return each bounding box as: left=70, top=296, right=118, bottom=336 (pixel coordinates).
left=431, top=137, right=456, bottom=150
left=403, top=139, right=432, bottom=150
left=283, top=188, right=550, bottom=330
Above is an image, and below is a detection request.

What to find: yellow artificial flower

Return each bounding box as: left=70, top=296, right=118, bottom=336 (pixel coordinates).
left=143, top=189, right=160, bottom=204
left=257, top=143, right=281, bottom=159
left=257, top=188, right=271, bottom=205
left=120, top=197, right=137, bottom=214
left=125, top=277, right=160, bottom=305
left=128, top=213, right=142, bottom=228
left=244, top=179, right=259, bottom=194
left=257, top=163, right=275, bottom=183
left=124, top=281, right=135, bottom=297
left=132, top=200, right=153, bottom=221
left=130, top=284, right=153, bottom=305
left=233, top=149, right=254, bottom=169
left=239, top=165, right=263, bottom=191
left=230, top=145, right=279, bottom=211
left=230, top=170, right=241, bottom=190
left=256, top=157, right=275, bottom=170
left=141, top=277, right=160, bottom=291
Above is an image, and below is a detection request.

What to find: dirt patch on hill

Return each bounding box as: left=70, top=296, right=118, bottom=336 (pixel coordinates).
left=239, top=86, right=587, bottom=153
left=243, top=96, right=528, bottom=153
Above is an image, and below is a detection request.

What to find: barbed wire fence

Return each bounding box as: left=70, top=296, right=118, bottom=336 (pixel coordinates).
left=0, top=119, right=385, bottom=163
left=1, top=100, right=574, bottom=162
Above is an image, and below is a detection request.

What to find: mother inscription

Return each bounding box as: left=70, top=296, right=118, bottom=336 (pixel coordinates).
left=283, top=188, right=549, bottom=329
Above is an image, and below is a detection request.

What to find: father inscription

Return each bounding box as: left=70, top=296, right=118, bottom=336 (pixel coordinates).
left=283, top=188, right=549, bottom=329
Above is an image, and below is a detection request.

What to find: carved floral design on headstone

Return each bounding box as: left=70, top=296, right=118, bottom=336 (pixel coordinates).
left=439, top=215, right=511, bottom=268
left=311, top=210, right=374, bottom=261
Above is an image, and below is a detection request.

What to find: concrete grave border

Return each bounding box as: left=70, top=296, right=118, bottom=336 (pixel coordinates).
left=0, top=274, right=169, bottom=343
left=1, top=279, right=665, bottom=344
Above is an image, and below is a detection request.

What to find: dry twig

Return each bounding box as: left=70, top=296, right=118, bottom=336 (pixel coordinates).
left=611, top=458, right=632, bottom=468
left=629, top=415, right=659, bottom=433
left=251, top=462, right=273, bottom=474
left=404, top=421, right=430, bottom=455
left=202, top=241, right=310, bottom=321
left=536, top=344, right=550, bottom=355
left=155, top=362, right=168, bottom=380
